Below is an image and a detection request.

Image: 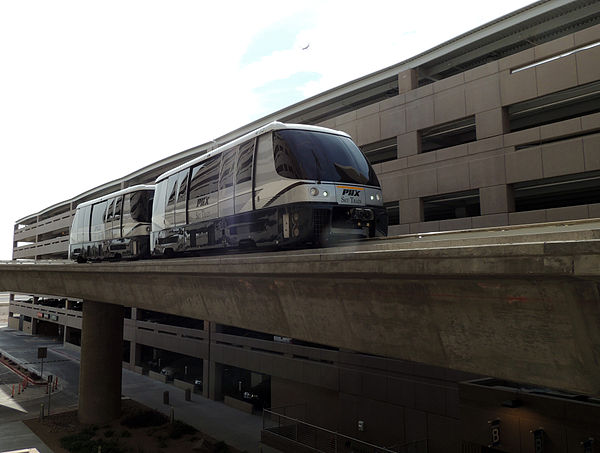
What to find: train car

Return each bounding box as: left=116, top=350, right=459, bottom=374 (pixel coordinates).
left=151, top=122, right=387, bottom=256
left=69, top=185, right=154, bottom=262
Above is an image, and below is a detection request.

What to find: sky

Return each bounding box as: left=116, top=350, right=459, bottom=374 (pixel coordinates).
left=1, top=0, right=537, bottom=260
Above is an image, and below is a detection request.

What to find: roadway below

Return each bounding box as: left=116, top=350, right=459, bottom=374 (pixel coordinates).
left=0, top=327, right=267, bottom=453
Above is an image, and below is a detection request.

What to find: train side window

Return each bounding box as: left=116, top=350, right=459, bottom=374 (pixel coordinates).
left=190, top=157, right=217, bottom=198
left=114, top=196, right=122, bottom=221
left=175, top=170, right=189, bottom=225
left=219, top=148, right=236, bottom=190
left=105, top=198, right=115, bottom=222
left=177, top=172, right=188, bottom=202
left=130, top=191, right=152, bottom=223
left=190, top=156, right=220, bottom=198
left=236, top=140, right=255, bottom=185
left=166, top=176, right=178, bottom=211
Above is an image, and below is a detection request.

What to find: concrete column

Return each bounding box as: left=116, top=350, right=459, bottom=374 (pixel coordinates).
left=78, top=300, right=124, bottom=424
left=398, top=68, right=417, bottom=94
left=207, top=362, right=223, bottom=401
left=203, top=322, right=224, bottom=400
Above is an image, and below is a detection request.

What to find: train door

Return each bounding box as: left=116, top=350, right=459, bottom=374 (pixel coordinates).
left=164, top=170, right=188, bottom=228
left=188, top=155, right=220, bottom=224
left=188, top=155, right=220, bottom=248
left=152, top=179, right=168, bottom=243
left=69, top=204, right=91, bottom=259
left=234, top=139, right=255, bottom=213
left=81, top=204, right=92, bottom=256
left=253, top=132, right=280, bottom=210
left=219, top=148, right=236, bottom=218
left=90, top=200, right=108, bottom=257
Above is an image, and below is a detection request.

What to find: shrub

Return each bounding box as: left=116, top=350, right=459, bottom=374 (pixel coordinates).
left=60, top=430, right=124, bottom=453
left=168, top=420, right=197, bottom=439
left=60, top=430, right=95, bottom=452
left=214, top=441, right=230, bottom=453
left=121, top=410, right=168, bottom=428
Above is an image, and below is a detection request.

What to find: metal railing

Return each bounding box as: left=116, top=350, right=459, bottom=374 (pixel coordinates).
left=262, top=408, right=428, bottom=453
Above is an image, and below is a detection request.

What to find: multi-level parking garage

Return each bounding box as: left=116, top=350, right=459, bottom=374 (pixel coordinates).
left=8, top=1, right=600, bottom=451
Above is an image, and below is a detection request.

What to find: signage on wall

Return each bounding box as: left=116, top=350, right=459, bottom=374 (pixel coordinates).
left=532, top=428, right=545, bottom=453
left=488, top=419, right=501, bottom=448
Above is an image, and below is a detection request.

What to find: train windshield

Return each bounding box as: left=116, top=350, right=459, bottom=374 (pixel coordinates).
left=273, top=130, right=380, bottom=186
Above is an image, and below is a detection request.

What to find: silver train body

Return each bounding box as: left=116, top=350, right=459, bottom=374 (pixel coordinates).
left=69, top=185, right=154, bottom=262
left=151, top=122, right=387, bottom=255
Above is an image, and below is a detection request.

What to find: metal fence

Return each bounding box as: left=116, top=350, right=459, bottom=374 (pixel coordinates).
left=262, top=408, right=428, bottom=453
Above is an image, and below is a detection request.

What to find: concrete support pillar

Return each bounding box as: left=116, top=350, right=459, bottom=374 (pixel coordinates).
left=398, top=68, right=417, bottom=94
left=131, top=342, right=142, bottom=368
left=78, top=300, right=124, bottom=424
left=203, top=321, right=223, bottom=400
left=207, top=361, right=223, bottom=401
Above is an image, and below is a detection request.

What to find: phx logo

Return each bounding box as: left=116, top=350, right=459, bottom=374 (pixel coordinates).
left=341, top=189, right=361, bottom=197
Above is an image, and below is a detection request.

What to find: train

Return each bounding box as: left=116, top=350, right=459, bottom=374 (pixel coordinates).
left=69, top=185, right=154, bottom=262
left=69, top=122, right=388, bottom=262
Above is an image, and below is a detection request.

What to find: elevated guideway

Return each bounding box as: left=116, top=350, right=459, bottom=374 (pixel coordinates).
left=1, top=219, right=600, bottom=422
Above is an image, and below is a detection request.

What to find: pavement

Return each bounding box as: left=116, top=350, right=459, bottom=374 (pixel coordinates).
left=0, top=327, right=278, bottom=453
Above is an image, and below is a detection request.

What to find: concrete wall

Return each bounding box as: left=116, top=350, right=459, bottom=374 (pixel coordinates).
left=318, top=23, right=600, bottom=234
left=7, top=317, right=19, bottom=330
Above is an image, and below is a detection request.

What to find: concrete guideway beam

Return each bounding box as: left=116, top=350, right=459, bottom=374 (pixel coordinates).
left=1, top=231, right=600, bottom=396
left=78, top=300, right=123, bottom=424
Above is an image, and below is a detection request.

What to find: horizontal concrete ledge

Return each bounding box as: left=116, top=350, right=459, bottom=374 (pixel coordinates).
left=173, top=379, right=194, bottom=392
left=148, top=370, right=168, bottom=383
left=2, top=220, right=600, bottom=396
left=2, top=239, right=600, bottom=280
left=224, top=395, right=254, bottom=414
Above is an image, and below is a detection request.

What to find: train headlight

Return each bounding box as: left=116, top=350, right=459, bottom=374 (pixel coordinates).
left=292, top=212, right=300, bottom=222
left=293, top=227, right=300, bottom=237
left=310, top=187, right=319, bottom=196
left=376, top=194, right=381, bottom=201
left=370, top=195, right=374, bottom=201
left=322, top=191, right=328, bottom=197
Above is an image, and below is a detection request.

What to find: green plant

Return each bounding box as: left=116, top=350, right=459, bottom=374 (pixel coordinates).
left=121, top=410, right=168, bottom=428
left=157, top=435, right=168, bottom=448
left=60, top=430, right=96, bottom=452
left=60, top=430, right=124, bottom=453
left=168, top=420, right=197, bottom=439
left=213, top=441, right=230, bottom=453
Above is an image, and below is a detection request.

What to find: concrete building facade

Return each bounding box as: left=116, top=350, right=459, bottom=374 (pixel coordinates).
left=9, top=1, right=600, bottom=451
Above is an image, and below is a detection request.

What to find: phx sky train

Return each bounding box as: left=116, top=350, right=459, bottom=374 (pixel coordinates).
left=69, top=122, right=388, bottom=261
